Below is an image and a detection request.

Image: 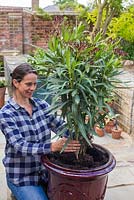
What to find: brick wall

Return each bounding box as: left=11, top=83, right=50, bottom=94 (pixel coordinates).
left=23, top=13, right=75, bottom=54
left=0, top=7, right=23, bottom=53
left=30, top=15, right=63, bottom=48
left=0, top=6, right=77, bottom=55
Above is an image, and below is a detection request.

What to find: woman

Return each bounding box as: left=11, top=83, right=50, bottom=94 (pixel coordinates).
left=0, top=63, right=80, bottom=200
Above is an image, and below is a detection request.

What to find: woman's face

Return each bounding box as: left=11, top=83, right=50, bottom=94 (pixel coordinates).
left=13, top=73, right=38, bottom=98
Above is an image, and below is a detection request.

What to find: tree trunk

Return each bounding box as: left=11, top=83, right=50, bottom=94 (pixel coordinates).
left=91, top=0, right=107, bottom=40
left=102, top=9, right=116, bottom=36
left=32, top=0, right=39, bottom=11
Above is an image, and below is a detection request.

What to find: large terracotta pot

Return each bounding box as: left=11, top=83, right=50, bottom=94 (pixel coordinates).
left=42, top=144, right=116, bottom=200
left=0, top=87, right=6, bottom=108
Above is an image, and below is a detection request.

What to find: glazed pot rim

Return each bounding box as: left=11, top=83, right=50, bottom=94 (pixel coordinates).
left=41, top=144, right=116, bottom=178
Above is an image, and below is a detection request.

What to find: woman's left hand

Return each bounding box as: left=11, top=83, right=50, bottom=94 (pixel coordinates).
left=51, top=137, right=81, bottom=152
left=63, top=139, right=81, bottom=152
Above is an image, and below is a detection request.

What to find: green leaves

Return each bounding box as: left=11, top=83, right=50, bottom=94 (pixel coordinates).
left=29, top=22, right=122, bottom=157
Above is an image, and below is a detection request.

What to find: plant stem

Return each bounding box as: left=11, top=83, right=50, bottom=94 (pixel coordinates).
left=115, top=119, right=118, bottom=130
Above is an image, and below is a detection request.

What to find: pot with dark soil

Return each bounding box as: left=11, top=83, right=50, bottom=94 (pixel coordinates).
left=30, top=23, right=122, bottom=200
left=42, top=144, right=115, bottom=200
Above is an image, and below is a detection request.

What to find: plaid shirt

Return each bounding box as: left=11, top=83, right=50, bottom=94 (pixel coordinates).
left=0, top=97, right=67, bottom=186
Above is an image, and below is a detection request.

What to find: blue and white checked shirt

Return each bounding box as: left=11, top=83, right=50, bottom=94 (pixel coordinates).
left=0, top=97, right=67, bottom=186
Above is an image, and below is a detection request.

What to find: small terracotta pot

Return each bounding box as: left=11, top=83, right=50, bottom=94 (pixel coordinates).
left=95, top=126, right=104, bottom=137
left=104, top=120, right=115, bottom=133
left=111, top=127, right=122, bottom=139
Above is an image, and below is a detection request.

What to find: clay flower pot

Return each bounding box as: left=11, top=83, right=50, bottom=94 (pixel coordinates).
left=112, top=127, right=122, bottom=139
left=95, top=126, right=104, bottom=137
left=104, top=120, right=115, bottom=133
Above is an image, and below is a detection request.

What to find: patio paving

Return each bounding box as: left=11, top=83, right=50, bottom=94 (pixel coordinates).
left=1, top=130, right=134, bottom=200
left=95, top=132, right=134, bottom=200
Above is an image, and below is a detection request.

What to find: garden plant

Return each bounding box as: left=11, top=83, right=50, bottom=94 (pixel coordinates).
left=28, top=22, right=123, bottom=199
left=29, top=22, right=122, bottom=158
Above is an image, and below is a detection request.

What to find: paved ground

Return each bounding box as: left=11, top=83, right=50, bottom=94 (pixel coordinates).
left=96, top=132, right=134, bottom=200
left=1, top=130, right=134, bottom=200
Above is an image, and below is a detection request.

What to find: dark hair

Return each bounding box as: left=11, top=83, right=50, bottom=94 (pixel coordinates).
left=11, top=63, right=38, bottom=82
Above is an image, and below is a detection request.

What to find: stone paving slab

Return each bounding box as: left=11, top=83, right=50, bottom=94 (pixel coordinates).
left=94, top=132, right=134, bottom=166
left=108, top=166, right=134, bottom=187
left=94, top=131, right=134, bottom=199
left=0, top=145, right=5, bottom=173
left=105, top=185, right=134, bottom=200
left=0, top=173, right=8, bottom=200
